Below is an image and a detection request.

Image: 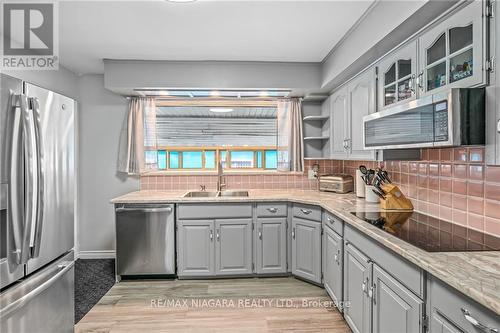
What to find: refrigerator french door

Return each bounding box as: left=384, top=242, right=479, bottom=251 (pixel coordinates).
left=0, top=74, right=76, bottom=333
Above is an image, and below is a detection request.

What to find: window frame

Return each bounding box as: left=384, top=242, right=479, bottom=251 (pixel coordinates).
left=147, top=146, right=278, bottom=172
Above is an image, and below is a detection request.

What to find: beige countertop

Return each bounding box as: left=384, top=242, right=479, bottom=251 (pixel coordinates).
left=111, top=189, right=500, bottom=315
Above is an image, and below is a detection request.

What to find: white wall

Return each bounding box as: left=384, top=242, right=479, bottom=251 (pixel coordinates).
left=77, top=74, right=139, bottom=257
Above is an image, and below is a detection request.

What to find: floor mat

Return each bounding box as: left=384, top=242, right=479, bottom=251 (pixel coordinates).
left=74, top=259, right=115, bottom=323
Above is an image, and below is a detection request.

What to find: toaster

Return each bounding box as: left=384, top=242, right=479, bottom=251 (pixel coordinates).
left=319, top=174, right=354, bottom=193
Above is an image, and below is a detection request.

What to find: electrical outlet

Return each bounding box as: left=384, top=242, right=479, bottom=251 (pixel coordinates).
left=308, top=169, right=317, bottom=180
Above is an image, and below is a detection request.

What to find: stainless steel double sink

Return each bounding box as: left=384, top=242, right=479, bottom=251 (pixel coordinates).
left=183, top=190, right=249, bottom=198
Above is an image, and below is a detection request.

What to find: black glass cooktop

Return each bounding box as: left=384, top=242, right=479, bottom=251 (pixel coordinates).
left=350, top=211, right=500, bottom=252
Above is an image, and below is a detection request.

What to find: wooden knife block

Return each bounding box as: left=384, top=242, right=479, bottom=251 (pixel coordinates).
left=380, top=184, right=414, bottom=210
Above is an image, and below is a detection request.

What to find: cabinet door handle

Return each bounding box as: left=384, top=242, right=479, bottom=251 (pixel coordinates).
left=258, top=229, right=262, bottom=240
left=292, top=227, right=296, bottom=239
left=497, top=119, right=500, bottom=133
left=267, top=207, right=277, bottom=213
left=417, top=71, right=424, bottom=90
left=335, top=249, right=341, bottom=264
left=209, top=230, right=213, bottom=241
left=369, top=284, right=376, bottom=304
left=300, top=209, right=312, bottom=215
left=327, top=217, right=334, bottom=224
left=362, top=280, right=367, bottom=293
left=461, top=308, right=498, bottom=333
left=334, top=253, right=338, bottom=263
left=216, top=229, right=220, bottom=242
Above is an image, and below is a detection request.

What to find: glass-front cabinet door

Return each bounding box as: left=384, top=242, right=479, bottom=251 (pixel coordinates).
left=377, top=41, right=418, bottom=111
left=418, top=0, right=485, bottom=95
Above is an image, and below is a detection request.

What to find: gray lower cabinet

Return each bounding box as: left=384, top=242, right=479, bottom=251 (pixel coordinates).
left=292, top=217, right=322, bottom=284
left=177, top=218, right=253, bottom=277
left=215, top=219, right=253, bottom=275
left=177, top=220, right=215, bottom=277
left=255, top=218, right=287, bottom=274
left=372, top=265, right=423, bottom=333
left=322, top=225, right=343, bottom=307
left=428, top=275, right=500, bottom=333
left=344, top=241, right=372, bottom=333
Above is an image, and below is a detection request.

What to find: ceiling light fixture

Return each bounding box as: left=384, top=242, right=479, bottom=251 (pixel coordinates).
left=209, top=108, right=234, bottom=113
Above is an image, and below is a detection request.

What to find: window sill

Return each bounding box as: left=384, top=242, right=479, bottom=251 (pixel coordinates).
left=141, top=170, right=304, bottom=176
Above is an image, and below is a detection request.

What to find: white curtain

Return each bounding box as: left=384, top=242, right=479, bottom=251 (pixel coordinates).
left=277, top=98, right=304, bottom=172
left=117, top=97, right=157, bottom=175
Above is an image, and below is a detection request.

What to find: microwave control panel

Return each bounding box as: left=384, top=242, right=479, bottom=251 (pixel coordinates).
left=434, top=101, right=449, bottom=141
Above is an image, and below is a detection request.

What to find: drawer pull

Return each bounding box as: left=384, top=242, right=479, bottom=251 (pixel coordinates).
left=461, top=308, right=498, bottom=333
left=327, top=217, right=334, bottom=223
left=267, top=207, right=278, bottom=213
left=300, top=209, right=312, bottom=215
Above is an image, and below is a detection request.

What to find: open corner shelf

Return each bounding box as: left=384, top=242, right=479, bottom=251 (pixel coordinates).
left=303, top=136, right=330, bottom=141
left=302, top=115, right=330, bottom=121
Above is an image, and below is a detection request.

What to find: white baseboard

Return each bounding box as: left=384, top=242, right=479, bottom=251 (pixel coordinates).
left=78, top=250, right=116, bottom=259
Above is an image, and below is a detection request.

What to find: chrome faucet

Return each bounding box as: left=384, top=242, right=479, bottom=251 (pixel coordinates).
left=217, top=160, right=226, bottom=192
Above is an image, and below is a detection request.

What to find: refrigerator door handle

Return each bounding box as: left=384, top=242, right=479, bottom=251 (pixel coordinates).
left=28, top=97, right=44, bottom=258
left=0, top=260, right=74, bottom=318
left=9, top=94, right=28, bottom=264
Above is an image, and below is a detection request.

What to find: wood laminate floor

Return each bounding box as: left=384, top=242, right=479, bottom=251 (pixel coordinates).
left=75, top=277, right=351, bottom=333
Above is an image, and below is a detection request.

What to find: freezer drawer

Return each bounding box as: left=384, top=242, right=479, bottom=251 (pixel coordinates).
left=0, top=251, right=74, bottom=333
left=116, top=204, right=175, bottom=276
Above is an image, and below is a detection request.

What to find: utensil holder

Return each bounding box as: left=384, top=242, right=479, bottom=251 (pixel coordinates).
left=356, top=170, right=366, bottom=198
left=365, top=185, right=379, bottom=203
left=379, top=184, right=414, bottom=210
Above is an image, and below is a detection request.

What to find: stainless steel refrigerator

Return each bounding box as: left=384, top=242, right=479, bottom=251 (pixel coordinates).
left=0, top=74, right=75, bottom=333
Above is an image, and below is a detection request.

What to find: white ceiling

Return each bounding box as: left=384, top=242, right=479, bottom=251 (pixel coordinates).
left=59, top=0, right=375, bottom=74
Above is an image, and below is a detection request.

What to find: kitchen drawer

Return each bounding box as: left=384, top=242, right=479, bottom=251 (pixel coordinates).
left=344, top=225, right=424, bottom=297
left=256, top=203, right=288, bottom=217
left=177, top=203, right=252, bottom=220
left=323, top=210, right=343, bottom=236
left=292, top=204, right=321, bottom=222
left=428, top=275, right=500, bottom=333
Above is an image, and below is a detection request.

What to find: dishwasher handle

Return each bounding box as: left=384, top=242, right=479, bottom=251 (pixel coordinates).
left=115, top=207, right=172, bottom=213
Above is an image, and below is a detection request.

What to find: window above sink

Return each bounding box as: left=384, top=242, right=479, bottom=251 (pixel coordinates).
left=143, top=101, right=279, bottom=173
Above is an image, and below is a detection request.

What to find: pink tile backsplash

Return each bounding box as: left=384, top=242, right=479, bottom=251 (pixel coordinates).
left=140, top=147, right=500, bottom=237
left=140, top=160, right=343, bottom=192
left=342, top=147, right=500, bottom=237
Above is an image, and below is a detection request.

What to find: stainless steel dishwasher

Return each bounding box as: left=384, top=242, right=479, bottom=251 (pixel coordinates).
left=115, top=204, right=175, bottom=277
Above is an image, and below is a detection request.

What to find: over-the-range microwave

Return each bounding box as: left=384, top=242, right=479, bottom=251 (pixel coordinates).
left=363, top=88, right=485, bottom=150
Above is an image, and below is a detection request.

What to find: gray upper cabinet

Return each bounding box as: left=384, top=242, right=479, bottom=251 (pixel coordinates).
left=372, top=265, right=423, bottom=333
left=291, top=217, right=322, bottom=284
left=215, top=219, right=253, bottom=275
left=177, top=220, right=215, bottom=277
left=418, top=1, right=485, bottom=96
left=330, top=86, right=349, bottom=159
left=255, top=217, right=287, bottom=274
left=322, top=225, right=343, bottom=307
left=343, top=241, right=372, bottom=333
left=487, top=0, right=500, bottom=166
left=347, top=68, right=377, bottom=160
left=377, top=41, right=418, bottom=111
left=330, top=68, right=376, bottom=161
